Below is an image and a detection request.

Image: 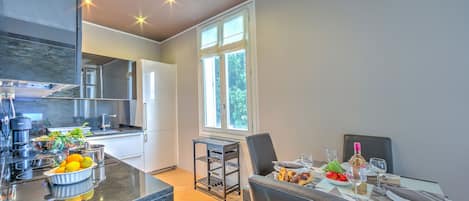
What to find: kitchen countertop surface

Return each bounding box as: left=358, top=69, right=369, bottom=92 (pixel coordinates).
left=87, top=127, right=144, bottom=138
left=2, top=155, right=173, bottom=201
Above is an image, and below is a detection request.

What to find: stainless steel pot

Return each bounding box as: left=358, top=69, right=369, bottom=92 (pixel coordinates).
left=82, top=143, right=105, bottom=165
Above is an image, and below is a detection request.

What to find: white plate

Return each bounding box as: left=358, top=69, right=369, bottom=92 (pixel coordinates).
left=273, top=161, right=306, bottom=172
left=274, top=165, right=310, bottom=173
left=274, top=161, right=304, bottom=169
left=325, top=177, right=351, bottom=186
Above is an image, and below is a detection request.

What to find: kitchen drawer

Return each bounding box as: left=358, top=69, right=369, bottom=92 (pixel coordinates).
left=87, top=133, right=144, bottom=159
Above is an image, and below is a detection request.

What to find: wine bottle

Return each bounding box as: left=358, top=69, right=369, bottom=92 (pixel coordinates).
left=349, top=142, right=366, bottom=168
left=349, top=142, right=367, bottom=195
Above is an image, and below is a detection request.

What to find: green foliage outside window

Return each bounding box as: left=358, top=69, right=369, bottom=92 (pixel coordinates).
left=227, top=51, right=248, bottom=129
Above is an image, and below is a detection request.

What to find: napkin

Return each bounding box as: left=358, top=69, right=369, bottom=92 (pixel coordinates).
left=383, top=185, right=451, bottom=201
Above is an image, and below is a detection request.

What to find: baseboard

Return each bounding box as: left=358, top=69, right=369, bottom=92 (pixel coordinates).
left=150, top=165, right=177, bottom=174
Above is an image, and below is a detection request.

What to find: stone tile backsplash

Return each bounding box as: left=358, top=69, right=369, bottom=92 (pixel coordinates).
left=13, top=98, right=134, bottom=136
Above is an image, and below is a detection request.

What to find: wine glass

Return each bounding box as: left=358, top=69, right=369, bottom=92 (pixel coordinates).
left=324, top=147, right=338, bottom=162
left=369, top=158, right=387, bottom=188
left=299, top=153, right=313, bottom=169
left=345, top=167, right=367, bottom=196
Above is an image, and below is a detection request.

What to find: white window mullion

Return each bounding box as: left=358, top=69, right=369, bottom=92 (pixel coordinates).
left=219, top=53, right=227, bottom=129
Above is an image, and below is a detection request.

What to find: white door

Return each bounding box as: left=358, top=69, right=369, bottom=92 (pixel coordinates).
left=140, top=59, right=177, bottom=173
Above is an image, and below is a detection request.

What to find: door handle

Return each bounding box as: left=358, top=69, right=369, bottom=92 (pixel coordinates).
left=144, top=133, right=148, bottom=142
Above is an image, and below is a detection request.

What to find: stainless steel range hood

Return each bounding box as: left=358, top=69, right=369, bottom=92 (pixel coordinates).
left=0, top=79, right=78, bottom=98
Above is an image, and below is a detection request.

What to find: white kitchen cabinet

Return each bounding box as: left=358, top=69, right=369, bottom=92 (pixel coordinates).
left=87, top=133, right=144, bottom=171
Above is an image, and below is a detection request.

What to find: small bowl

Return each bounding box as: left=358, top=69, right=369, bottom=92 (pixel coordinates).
left=31, top=139, right=52, bottom=152
left=44, top=163, right=97, bottom=185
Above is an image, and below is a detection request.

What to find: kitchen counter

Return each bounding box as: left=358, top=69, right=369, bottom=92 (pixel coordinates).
left=87, top=127, right=144, bottom=138
left=1, top=155, right=173, bottom=201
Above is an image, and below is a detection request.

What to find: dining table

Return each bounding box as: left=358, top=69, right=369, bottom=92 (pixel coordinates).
left=268, top=160, right=447, bottom=201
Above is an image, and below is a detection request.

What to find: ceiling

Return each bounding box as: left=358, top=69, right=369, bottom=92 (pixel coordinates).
left=82, top=0, right=247, bottom=42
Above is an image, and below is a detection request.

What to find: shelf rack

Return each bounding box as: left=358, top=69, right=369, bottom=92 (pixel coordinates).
left=193, top=137, right=240, bottom=201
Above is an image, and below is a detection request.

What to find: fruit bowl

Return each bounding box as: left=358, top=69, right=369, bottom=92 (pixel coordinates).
left=44, top=162, right=97, bottom=185
left=325, top=177, right=351, bottom=186
left=48, top=177, right=94, bottom=199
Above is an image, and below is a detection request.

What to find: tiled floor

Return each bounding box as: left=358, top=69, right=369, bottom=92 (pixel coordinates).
left=153, top=168, right=242, bottom=201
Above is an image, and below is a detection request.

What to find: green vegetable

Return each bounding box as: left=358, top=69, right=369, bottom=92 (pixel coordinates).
left=48, top=123, right=91, bottom=151
left=323, top=160, right=345, bottom=173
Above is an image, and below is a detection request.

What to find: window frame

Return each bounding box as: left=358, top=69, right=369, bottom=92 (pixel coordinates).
left=197, top=3, right=258, bottom=137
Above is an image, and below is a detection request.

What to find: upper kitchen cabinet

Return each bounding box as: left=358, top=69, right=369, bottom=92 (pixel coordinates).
left=0, top=0, right=81, bottom=85
left=82, top=53, right=136, bottom=100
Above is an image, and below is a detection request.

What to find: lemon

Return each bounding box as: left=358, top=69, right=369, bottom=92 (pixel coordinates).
left=80, top=157, right=93, bottom=168
left=66, top=154, right=84, bottom=163
left=65, top=196, right=82, bottom=201
left=65, top=161, right=81, bottom=172
left=55, top=166, right=65, bottom=173
left=81, top=189, right=94, bottom=201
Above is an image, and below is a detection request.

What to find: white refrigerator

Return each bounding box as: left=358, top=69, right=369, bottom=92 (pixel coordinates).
left=136, top=59, right=177, bottom=173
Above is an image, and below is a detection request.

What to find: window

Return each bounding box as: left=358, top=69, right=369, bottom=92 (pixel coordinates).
left=223, top=15, right=244, bottom=45
left=202, top=56, right=221, bottom=128
left=201, top=26, right=218, bottom=49
left=198, top=4, right=256, bottom=134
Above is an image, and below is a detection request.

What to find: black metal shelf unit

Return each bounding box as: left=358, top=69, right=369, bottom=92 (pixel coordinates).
left=193, top=137, right=240, bottom=201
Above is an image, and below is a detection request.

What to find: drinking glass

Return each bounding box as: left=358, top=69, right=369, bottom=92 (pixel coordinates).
left=345, top=167, right=367, bottom=196
left=299, top=153, right=313, bottom=169
left=369, top=158, right=387, bottom=188
left=324, top=147, right=338, bottom=162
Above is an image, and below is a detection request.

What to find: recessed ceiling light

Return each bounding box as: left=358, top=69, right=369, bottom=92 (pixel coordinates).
left=82, top=0, right=95, bottom=8
left=164, top=0, right=177, bottom=7
left=135, top=15, right=148, bottom=25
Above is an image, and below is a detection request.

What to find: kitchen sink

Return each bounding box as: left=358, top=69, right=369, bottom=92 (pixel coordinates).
left=91, top=129, right=123, bottom=135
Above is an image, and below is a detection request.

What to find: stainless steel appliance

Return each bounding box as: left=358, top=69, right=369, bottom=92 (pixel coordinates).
left=10, top=117, right=32, bottom=158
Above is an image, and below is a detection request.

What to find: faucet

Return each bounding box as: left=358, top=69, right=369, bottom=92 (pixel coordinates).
left=100, top=114, right=117, bottom=131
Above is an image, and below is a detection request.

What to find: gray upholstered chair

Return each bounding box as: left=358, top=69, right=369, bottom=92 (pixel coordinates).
left=246, top=133, right=277, bottom=176
left=343, top=134, right=394, bottom=173
left=249, top=175, right=348, bottom=201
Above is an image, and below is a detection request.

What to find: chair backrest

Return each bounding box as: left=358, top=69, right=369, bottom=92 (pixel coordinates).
left=343, top=134, right=394, bottom=173
left=248, top=175, right=347, bottom=201
left=246, top=133, right=277, bottom=176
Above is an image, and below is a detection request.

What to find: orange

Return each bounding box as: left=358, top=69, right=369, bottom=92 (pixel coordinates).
left=55, top=167, right=65, bottom=173
left=60, top=160, right=67, bottom=167
left=66, top=154, right=84, bottom=163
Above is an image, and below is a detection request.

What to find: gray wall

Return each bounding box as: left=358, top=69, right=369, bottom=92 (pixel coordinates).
left=255, top=0, right=468, bottom=200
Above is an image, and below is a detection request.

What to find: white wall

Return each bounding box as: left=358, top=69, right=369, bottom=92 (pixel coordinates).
left=82, top=22, right=160, bottom=61
left=160, top=0, right=468, bottom=199
left=255, top=0, right=468, bottom=200
left=160, top=29, right=200, bottom=172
